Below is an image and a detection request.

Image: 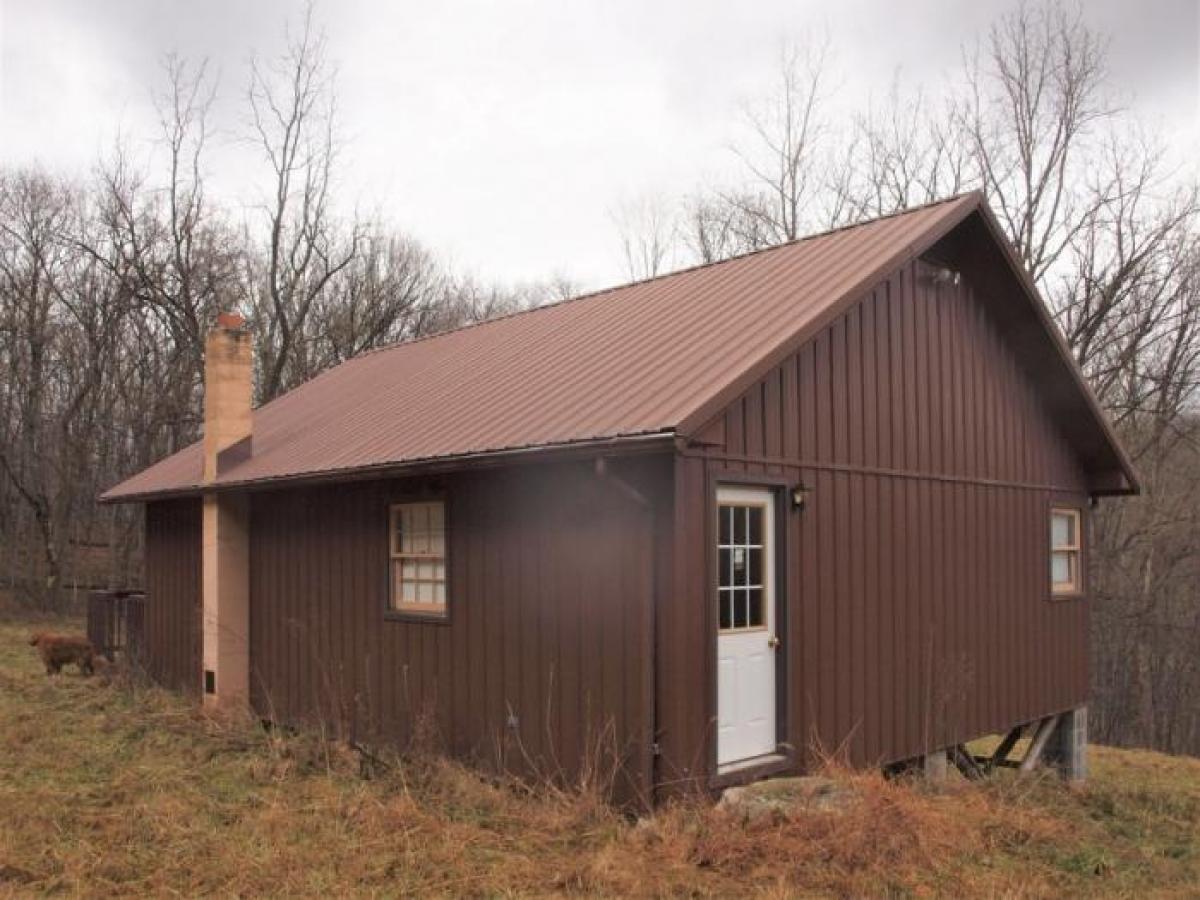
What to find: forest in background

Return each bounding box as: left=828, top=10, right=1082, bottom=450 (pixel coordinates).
left=2, top=2, right=1197, bottom=757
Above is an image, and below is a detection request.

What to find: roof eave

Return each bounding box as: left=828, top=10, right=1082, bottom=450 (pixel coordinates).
left=970, top=203, right=1141, bottom=496
left=98, top=430, right=677, bottom=504
left=1088, top=469, right=1140, bottom=498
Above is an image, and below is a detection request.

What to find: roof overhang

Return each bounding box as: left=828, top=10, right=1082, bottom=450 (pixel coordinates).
left=963, top=204, right=1139, bottom=496
left=100, top=430, right=676, bottom=504
left=101, top=192, right=1138, bottom=504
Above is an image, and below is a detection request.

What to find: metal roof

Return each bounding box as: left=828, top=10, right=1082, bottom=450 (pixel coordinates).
left=101, top=193, right=1134, bottom=501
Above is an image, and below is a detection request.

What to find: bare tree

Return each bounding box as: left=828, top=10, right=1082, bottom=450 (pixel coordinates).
left=439, top=272, right=568, bottom=326
left=0, top=7, right=545, bottom=608
left=675, top=35, right=838, bottom=265
left=89, top=55, right=238, bottom=451
left=1066, top=140, right=1200, bottom=752
left=725, top=36, right=835, bottom=244
left=680, top=191, right=770, bottom=264
left=1057, top=135, right=1200, bottom=420
left=959, top=0, right=1114, bottom=283
left=831, top=81, right=973, bottom=223
left=307, top=228, right=446, bottom=366
left=0, top=173, right=134, bottom=606
left=0, top=172, right=71, bottom=601
left=611, top=193, right=678, bottom=280
left=247, top=5, right=360, bottom=400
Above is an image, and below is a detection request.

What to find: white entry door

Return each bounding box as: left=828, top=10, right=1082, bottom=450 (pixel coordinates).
left=716, top=486, right=778, bottom=767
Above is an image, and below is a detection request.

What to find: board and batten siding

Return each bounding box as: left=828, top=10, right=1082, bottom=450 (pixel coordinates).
left=659, top=256, right=1090, bottom=791
left=143, top=498, right=203, bottom=693
left=246, top=456, right=669, bottom=803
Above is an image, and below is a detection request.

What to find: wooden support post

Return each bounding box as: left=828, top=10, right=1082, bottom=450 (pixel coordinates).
left=986, top=725, right=1025, bottom=773
left=1044, top=707, right=1088, bottom=783
left=950, top=744, right=985, bottom=780
left=922, top=749, right=948, bottom=781
left=1018, top=715, right=1060, bottom=774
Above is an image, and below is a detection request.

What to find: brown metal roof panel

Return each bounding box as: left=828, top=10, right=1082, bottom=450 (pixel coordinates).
left=101, top=195, right=977, bottom=500
left=108, top=193, right=1130, bottom=501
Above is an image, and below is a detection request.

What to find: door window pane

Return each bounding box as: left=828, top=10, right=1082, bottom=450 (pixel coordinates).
left=748, top=588, right=763, bottom=628
left=718, top=501, right=769, bottom=632
left=733, top=547, right=747, bottom=585
left=748, top=506, right=763, bottom=544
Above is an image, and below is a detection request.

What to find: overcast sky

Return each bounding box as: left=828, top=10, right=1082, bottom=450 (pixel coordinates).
left=1, top=0, right=1197, bottom=289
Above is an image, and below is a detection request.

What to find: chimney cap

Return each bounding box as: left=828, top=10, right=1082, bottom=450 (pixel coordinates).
left=216, top=311, right=246, bottom=330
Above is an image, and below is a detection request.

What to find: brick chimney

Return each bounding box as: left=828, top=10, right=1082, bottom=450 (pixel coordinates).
left=203, top=311, right=253, bottom=482
left=201, top=312, right=252, bottom=708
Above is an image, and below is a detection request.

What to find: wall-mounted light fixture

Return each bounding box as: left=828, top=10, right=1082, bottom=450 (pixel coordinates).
left=925, top=264, right=961, bottom=287
left=791, top=483, right=810, bottom=510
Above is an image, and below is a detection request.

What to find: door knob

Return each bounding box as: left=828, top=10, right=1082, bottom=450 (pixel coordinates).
left=767, top=635, right=781, bottom=649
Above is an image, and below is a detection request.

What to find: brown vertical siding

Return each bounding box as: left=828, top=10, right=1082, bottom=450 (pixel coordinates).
left=143, top=499, right=202, bottom=693
left=137, top=254, right=1103, bottom=804
left=662, top=256, right=1091, bottom=787
left=246, top=455, right=668, bottom=804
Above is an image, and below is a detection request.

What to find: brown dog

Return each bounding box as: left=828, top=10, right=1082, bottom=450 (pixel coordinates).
left=29, top=633, right=96, bottom=676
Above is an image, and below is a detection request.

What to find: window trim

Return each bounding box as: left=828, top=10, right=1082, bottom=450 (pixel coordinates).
left=386, top=498, right=450, bottom=623
left=717, top=498, right=770, bottom=634
left=1050, top=506, right=1083, bottom=597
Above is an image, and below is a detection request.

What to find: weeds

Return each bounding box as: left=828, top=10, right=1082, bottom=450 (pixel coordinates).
left=0, top=616, right=1197, bottom=896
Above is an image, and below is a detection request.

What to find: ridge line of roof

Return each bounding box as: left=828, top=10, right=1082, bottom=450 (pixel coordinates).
left=355, top=191, right=981, bottom=362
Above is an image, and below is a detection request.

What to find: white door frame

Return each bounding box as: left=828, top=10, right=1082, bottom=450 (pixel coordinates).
left=714, top=484, right=781, bottom=770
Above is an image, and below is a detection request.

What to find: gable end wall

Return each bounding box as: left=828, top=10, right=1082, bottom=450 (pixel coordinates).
left=660, top=256, right=1090, bottom=791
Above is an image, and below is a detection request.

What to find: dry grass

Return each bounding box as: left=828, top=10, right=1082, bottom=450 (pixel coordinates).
left=0, top=615, right=1197, bottom=897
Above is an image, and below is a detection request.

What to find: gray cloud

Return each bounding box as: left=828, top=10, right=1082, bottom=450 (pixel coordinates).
left=1, top=0, right=1195, bottom=287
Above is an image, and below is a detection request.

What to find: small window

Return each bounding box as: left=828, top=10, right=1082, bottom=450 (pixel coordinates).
left=1050, top=508, right=1082, bottom=595
left=389, top=501, right=447, bottom=618
left=718, top=503, right=766, bottom=632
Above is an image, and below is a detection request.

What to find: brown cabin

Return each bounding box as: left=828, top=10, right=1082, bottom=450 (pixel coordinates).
left=102, top=194, right=1137, bottom=804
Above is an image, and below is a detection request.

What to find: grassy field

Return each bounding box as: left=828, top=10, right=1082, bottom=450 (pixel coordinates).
left=1, top=616, right=1198, bottom=897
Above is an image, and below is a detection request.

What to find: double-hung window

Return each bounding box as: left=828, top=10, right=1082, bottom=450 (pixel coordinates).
left=1050, top=507, right=1082, bottom=595
left=389, top=501, right=447, bottom=618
